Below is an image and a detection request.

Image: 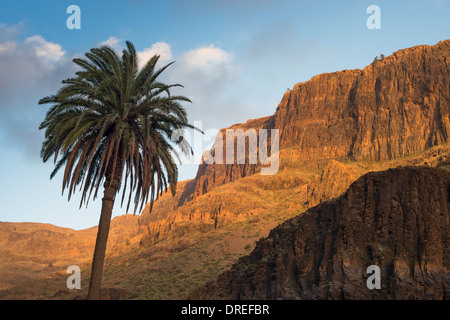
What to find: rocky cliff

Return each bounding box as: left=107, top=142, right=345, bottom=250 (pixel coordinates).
left=137, top=40, right=450, bottom=245
left=193, top=166, right=450, bottom=300
left=191, top=40, right=450, bottom=196
left=192, top=116, right=271, bottom=198
left=274, top=40, right=450, bottom=160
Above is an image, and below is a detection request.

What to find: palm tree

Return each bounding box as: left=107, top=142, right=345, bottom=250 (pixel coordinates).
left=38, top=41, right=198, bottom=299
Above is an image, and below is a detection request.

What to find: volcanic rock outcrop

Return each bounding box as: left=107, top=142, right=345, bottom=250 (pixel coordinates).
left=138, top=39, right=450, bottom=246
left=193, top=166, right=450, bottom=300
left=192, top=116, right=271, bottom=198
left=192, top=40, right=450, bottom=196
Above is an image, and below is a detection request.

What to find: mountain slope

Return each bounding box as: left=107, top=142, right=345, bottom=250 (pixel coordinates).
left=0, top=215, right=140, bottom=292
left=193, top=166, right=450, bottom=300
left=0, top=40, right=449, bottom=299
left=190, top=39, right=450, bottom=197
left=136, top=40, right=450, bottom=246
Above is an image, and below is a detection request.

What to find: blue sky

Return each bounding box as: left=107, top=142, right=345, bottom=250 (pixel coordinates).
left=0, top=0, right=449, bottom=230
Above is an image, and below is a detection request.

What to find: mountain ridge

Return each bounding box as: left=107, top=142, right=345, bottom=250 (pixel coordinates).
left=189, top=39, right=450, bottom=197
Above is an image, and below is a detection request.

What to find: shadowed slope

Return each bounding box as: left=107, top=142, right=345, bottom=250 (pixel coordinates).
left=193, top=167, right=450, bottom=300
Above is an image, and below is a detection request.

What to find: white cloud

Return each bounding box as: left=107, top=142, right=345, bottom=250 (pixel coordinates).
left=168, top=44, right=237, bottom=93
left=137, top=42, right=173, bottom=69
left=0, top=24, right=74, bottom=156
left=99, top=36, right=123, bottom=51
left=0, top=33, right=70, bottom=96
left=97, top=38, right=232, bottom=77
left=24, top=35, right=65, bottom=64
left=180, top=44, right=233, bottom=71
left=99, top=37, right=173, bottom=70
left=160, top=44, right=249, bottom=134
left=0, top=41, right=16, bottom=54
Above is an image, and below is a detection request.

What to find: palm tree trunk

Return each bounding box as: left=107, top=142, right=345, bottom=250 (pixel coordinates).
left=87, top=185, right=116, bottom=300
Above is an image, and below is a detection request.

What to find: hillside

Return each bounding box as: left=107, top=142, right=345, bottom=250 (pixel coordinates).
left=0, top=39, right=449, bottom=300
left=193, top=166, right=450, bottom=300
left=137, top=38, right=450, bottom=247
left=0, top=215, right=140, bottom=293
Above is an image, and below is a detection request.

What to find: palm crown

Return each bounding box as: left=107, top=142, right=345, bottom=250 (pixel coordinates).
left=39, top=41, right=195, bottom=214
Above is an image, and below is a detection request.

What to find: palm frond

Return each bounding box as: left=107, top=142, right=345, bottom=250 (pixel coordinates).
left=38, top=41, right=200, bottom=213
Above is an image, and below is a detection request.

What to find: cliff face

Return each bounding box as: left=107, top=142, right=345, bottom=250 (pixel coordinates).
left=192, top=116, right=271, bottom=198
left=273, top=40, right=450, bottom=161
left=138, top=40, right=450, bottom=245
left=193, top=166, right=450, bottom=300
left=192, top=40, right=450, bottom=196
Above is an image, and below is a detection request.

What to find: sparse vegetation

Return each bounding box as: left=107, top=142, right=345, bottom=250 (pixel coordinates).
left=1, top=142, right=449, bottom=300
left=374, top=53, right=385, bottom=62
